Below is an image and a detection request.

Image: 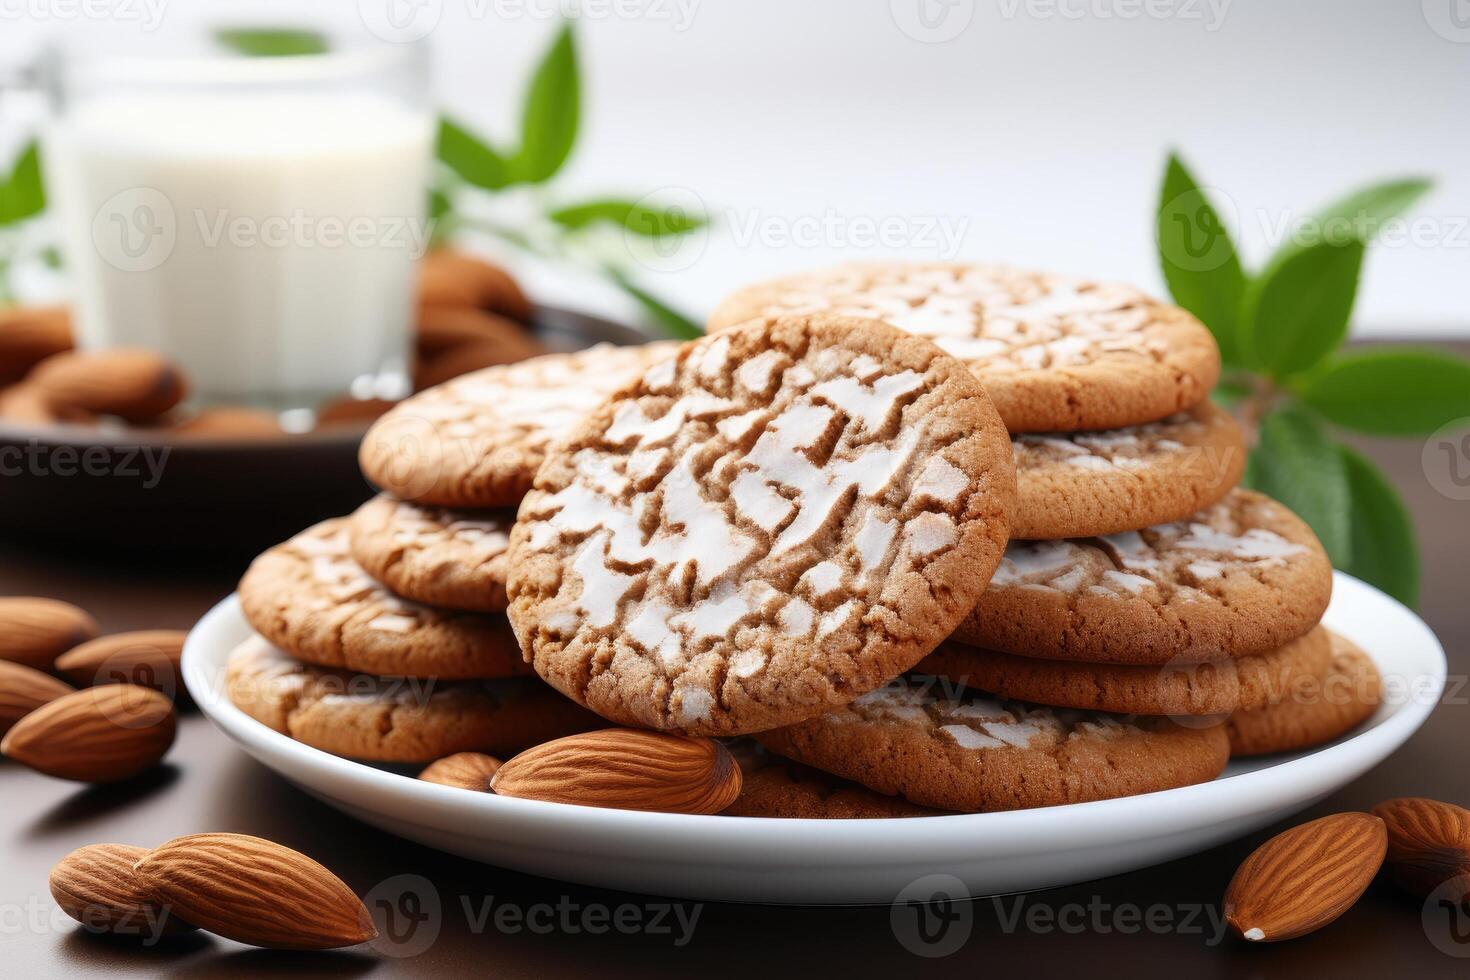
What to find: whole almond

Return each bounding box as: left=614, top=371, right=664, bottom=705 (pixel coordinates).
left=415, top=306, right=543, bottom=357
left=0, top=660, right=75, bottom=734
left=50, top=843, right=194, bottom=938
left=0, top=384, right=92, bottom=426
left=1372, top=797, right=1470, bottom=901
left=0, top=305, right=72, bottom=383
left=1, top=684, right=176, bottom=781
left=0, top=596, right=99, bottom=670
left=133, top=833, right=377, bottom=949
left=55, top=630, right=188, bottom=697
left=490, top=728, right=742, bottom=814
left=172, top=407, right=283, bottom=439
left=418, top=250, right=532, bottom=321
left=419, top=751, right=502, bottom=791
left=1224, top=811, right=1386, bottom=942
left=29, top=349, right=187, bottom=422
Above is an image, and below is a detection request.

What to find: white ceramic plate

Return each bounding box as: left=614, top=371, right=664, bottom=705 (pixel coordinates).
left=184, top=573, right=1444, bottom=905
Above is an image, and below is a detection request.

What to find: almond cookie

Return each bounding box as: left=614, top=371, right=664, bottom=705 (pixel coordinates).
left=1227, top=631, right=1381, bottom=757
left=958, top=489, right=1332, bottom=664
left=722, top=740, right=945, bottom=818
left=239, top=519, right=530, bottom=679
left=756, top=678, right=1229, bottom=812
left=708, top=263, right=1220, bottom=433
left=225, top=636, right=597, bottom=762
left=361, top=341, right=681, bottom=508
left=508, top=315, right=1016, bottom=736
left=918, top=626, right=1333, bottom=716
left=1013, top=403, right=1245, bottom=540
left=348, top=494, right=513, bottom=613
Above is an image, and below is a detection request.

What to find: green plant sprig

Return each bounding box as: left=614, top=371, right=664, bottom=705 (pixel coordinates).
left=1158, top=154, right=1470, bottom=605
left=0, top=140, right=48, bottom=304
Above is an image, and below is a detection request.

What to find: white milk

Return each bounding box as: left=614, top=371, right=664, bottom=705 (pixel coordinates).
left=45, top=92, right=432, bottom=408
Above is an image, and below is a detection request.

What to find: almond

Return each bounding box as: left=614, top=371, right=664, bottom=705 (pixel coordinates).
left=29, top=349, right=187, bottom=422
left=415, top=306, right=543, bottom=357
left=1224, top=811, right=1386, bottom=942
left=0, top=660, right=74, bottom=734
left=1, top=684, right=176, bottom=782
left=490, top=728, right=742, bottom=814
left=133, top=833, right=377, bottom=949
left=315, top=395, right=396, bottom=428
left=418, top=250, right=532, bottom=321
left=419, top=751, right=502, bottom=791
left=1372, top=797, right=1470, bottom=901
left=50, top=843, right=194, bottom=938
left=172, top=407, right=283, bottom=439
left=55, top=630, right=188, bottom=696
left=0, top=596, right=99, bottom=670
left=0, top=305, right=72, bottom=383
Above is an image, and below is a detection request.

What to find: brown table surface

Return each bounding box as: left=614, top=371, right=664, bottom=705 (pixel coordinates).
left=3, top=371, right=1468, bottom=977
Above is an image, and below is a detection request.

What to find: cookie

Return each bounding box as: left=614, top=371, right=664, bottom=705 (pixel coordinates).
left=919, top=626, right=1332, bottom=716
left=756, top=677, right=1230, bottom=812
left=722, top=740, right=945, bottom=818
left=958, top=489, right=1332, bottom=664
left=1013, top=403, right=1245, bottom=540
left=238, top=519, right=530, bottom=679
left=508, top=315, right=1016, bottom=736
left=225, top=636, right=597, bottom=762
left=361, top=341, right=681, bottom=508
left=1227, top=631, right=1380, bottom=757
left=348, top=494, right=513, bottom=613
left=708, top=263, right=1220, bottom=433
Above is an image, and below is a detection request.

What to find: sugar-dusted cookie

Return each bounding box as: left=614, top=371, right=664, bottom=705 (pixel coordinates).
left=1227, top=630, right=1381, bottom=757
left=361, top=342, right=682, bottom=508
left=958, top=489, right=1332, bottom=664
left=508, top=315, right=1016, bottom=736
left=348, top=494, right=513, bottom=613
left=1013, top=403, right=1245, bottom=540
left=722, top=740, right=945, bottom=818
left=225, top=637, right=597, bottom=762
left=238, top=519, right=530, bottom=679
left=756, top=677, right=1229, bottom=812
left=919, top=626, right=1332, bottom=716
left=708, top=263, right=1220, bottom=433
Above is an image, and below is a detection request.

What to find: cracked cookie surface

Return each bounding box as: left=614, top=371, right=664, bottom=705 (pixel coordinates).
left=239, top=518, right=530, bottom=679
left=957, top=489, right=1332, bottom=664
left=361, top=341, right=682, bottom=507
left=755, top=677, right=1229, bottom=812
left=1227, top=630, right=1380, bottom=756
left=349, top=494, right=513, bottom=613
left=708, top=262, right=1220, bottom=433
left=722, top=739, right=946, bottom=818
left=507, top=315, right=1016, bottom=736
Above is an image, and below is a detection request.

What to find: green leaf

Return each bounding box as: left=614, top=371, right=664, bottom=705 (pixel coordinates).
left=0, top=141, right=46, bottom=225
left=549, top=198, right=707, bottom=237
left=215, top=28, right=328, bottom=57
left=1249, top=405, right=1353, bottom=566
left=511, top=24, right=579, bottom=184
left=1339, top=445, right=1419, bottom=606
left=437, top=117, right=513, bottom=191
left=1276, top=177, right=1433, bottom=259
left=607, top=270, right=702, bottom=340
left=1300, top=347, right=1470, bottom=435
left=1155, top=152, right=1247, bottom=364
left=1241, top=238, right=1363, bottom=377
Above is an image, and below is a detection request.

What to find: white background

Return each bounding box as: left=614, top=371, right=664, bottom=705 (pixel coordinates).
left=2, top=0, right=1466, bottom=337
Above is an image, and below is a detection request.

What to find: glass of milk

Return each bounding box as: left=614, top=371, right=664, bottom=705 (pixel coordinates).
left=41, top=32, right=433, bottom=417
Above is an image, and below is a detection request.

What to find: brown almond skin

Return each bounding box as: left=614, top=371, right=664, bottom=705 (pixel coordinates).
left=1, top=684, right=176, bottom=782
left=1225, top=812, right=1387, bottom=942
left=0, top=596, right=100, bottom=670
left=418, top=250, right=532, bottom=322
left=419, top=752, right=502, bottom=791
left=55, top=630, right=188, bottom=697
left=171, top=407, right=283, bottom=439
left=415, top=306, right=543, bottom=357
left=29, top=349, right=187, bottom=422
left=50, top=843, right=194, bottom=938
left=0, top=384, right=94, bottom=426
left=491, top=728, right=743, bottom=814
left=134, top=833, right=377, bottom=950
left=315, top=396, right=396, bottom=428
left=0, top=660, right=75, bottom=734
left=0, top=305, right=72, bottom=383
left=1373, top=797, right=1470, bottom=901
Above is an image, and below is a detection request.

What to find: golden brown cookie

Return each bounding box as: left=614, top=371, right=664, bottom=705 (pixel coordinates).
left=708, top=262, right=1220, bottom=433
left=1227, top=631, right=1380, bottom=756
left=361, top=341, right=682, bottom=508
left=919, top=626, right=1333, bottom=716
left=238, top=519, right=530, bottom=679
left=722, top=740, right=945, bottom=818
left=508, top=315, right=1016, bottom=736
left=348, top=494, right=513, bottom=613
left=225, top=636, right=597, bottom=762
left=1013, top=403, right=1245, bottom=540
left=959, top=489, right=1333, bottom=664
left=756, top=677, right=1230, bottom=812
